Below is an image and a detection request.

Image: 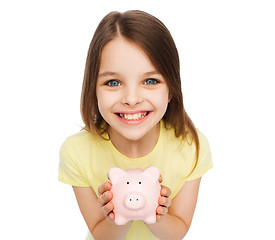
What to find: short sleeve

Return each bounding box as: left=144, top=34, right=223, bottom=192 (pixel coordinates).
left=185, top=130, right=213, bottom=182
left=58, top=139, right=90, bottom=187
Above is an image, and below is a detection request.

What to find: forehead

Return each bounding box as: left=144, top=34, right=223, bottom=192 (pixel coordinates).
left=99, top=37, right=156, bottom=75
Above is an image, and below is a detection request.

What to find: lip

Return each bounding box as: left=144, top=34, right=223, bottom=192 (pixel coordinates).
left=117, top=110, right=148, bottom=114
left=114, top=111, right=152, bottom=125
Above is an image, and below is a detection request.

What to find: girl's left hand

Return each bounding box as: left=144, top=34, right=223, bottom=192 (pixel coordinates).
left=157, top=176, right=172, bottom=221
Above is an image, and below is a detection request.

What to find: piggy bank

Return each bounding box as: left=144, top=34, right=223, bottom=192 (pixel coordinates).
left=108, top=167, right=161, bottom=225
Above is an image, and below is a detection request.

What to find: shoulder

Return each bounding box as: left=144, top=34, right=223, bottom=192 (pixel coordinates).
left=60, top=130, right=90, bottom=161
left=58, top=130, right=96, bottom=186
left=161, top=121, right=209, bottom=148
left=185, top=128, right=211, bottom=160
left=60, top=129, right=105, bottom=156
left=195, top=129, right=211, bottom=158
left=62, top=130, right=100, bottom=147
left=187, top=129, right=212, bottom=180
left=196, top=129, right=210, bottom=148
left=161, top=123, right=211, bottom=161
left=161, top=120, right=208, bottom=143
left=64, top=129, right=93, bottom=143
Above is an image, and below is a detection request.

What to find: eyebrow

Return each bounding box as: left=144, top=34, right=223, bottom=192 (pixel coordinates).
left=98, top=72, right=119, bottom=78
left=144, top=71, right=160, bottom=77
left=98, top=70, right=161, bottom=78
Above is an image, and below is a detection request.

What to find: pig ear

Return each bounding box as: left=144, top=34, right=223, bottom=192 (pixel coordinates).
left=143, top=167, right=160, bottom=181
left=108, top=167, right=126, bottom=185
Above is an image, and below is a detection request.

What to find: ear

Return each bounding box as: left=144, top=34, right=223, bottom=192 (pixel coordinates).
left=143, top=167, right=160, bottom=182
left=108, top=167, right=126, bottom=185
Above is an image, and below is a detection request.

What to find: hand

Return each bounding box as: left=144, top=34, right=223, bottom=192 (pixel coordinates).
left=157, top=176, right=172, bottom=221
left=97, top=182, right=115, bottom=222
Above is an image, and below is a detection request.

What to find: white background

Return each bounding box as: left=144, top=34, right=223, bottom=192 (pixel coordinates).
left=1, top=0, right=274, bottom=239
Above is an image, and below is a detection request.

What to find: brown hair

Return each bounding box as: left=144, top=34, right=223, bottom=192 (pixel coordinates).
left=81, top=10, right=200, bottom=163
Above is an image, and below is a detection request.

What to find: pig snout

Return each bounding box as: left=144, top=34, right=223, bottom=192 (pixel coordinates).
left=123, top=192, right=145, bottom=210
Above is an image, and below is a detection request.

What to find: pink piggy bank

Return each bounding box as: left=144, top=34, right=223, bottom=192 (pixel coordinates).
left=108, top=167, right=161, bottom=225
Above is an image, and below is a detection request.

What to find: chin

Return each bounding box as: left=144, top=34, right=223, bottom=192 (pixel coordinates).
left=121, top=132, right=147, bottom=142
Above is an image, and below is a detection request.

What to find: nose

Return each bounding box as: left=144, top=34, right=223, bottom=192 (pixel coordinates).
left=123, top=192, right=145, bottom=210
left=121, top=85, right=143, bottom=106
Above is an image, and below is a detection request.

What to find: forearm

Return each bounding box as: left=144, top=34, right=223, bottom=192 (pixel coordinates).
left=146, top=214, right=189, bottom=240
left=92, top=219, right=132, bottom=240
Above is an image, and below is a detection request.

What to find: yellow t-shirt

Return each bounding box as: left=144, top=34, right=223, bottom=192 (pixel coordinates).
left=58, top=121, right=212, bottom=240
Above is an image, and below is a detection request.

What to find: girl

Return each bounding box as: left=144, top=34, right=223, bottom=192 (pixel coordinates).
left=59, top=10, right=212, bottom=240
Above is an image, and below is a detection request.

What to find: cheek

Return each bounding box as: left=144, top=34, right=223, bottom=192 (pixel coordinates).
left=96, top=90, right=109, bottom=113
left=159, top=99, right=169, bottom=114
left=153, top=89, right=170, bottom=110
left=96, top=90, right=120, bottom=114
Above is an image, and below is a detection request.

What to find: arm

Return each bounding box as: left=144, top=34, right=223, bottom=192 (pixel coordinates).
left=72, top=185, right=132, bottom=240
left=146, top=177, right=202, bottom=240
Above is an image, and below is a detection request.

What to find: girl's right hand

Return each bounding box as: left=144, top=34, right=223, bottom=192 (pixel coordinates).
left=97, top=182, right=115, bottom=222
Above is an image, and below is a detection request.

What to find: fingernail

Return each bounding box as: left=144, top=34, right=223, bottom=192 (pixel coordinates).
left=104, top=191, right=109, bottom=199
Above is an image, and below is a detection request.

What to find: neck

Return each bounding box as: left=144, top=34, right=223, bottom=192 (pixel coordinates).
left=108, top=123, right=160, bottom=158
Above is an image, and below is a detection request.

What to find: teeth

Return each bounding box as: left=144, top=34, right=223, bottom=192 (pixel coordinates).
left=119, top=112, right=147, bottom=120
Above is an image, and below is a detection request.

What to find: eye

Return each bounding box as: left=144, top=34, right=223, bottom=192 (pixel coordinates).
left=144, top=78, right=159, bottom=85
left=127, top=182, right=129, bottom=184
left=105, top=80, right=121, bottom=87
left=139, top=182, right=141, bottom=184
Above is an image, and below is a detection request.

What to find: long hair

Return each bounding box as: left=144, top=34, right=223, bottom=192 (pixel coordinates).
left=81, top=10, right=200, bottom=163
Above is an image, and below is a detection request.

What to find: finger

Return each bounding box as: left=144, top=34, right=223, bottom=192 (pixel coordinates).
left=108, top=211, right=115, bottom=221
left=156, top=205, right=168, bottom=215
left=160, top=186, right=171, bottom=198
left=156, top=213, right=167, bottom=222
left=158, top=174, right=163, bottom=183
left=98, top=191, right=113, bottom=207
left=158, top=197, right=172, bottom=208
left=156, top=214, right=162, bottom=222
left=101, top=201, right=114, bottom=216
left=98, top=182, right=112, bottom=195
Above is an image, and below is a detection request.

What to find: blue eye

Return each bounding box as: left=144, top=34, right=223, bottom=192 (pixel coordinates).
left=144, top=78, right=158, bottom=85
left=106, top=80, right=121, bottom=87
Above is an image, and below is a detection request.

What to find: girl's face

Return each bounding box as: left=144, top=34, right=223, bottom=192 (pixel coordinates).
left=96, top=37, right=170, bottom=142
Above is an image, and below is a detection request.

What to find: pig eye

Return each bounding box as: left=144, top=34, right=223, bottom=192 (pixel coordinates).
left=126, top=182, right=129, bottom=184
left=139, top=182, right=141, bottom=184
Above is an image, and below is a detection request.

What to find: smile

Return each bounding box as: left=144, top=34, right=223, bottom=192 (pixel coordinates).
left=116, top=111, right=149, bottom=121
